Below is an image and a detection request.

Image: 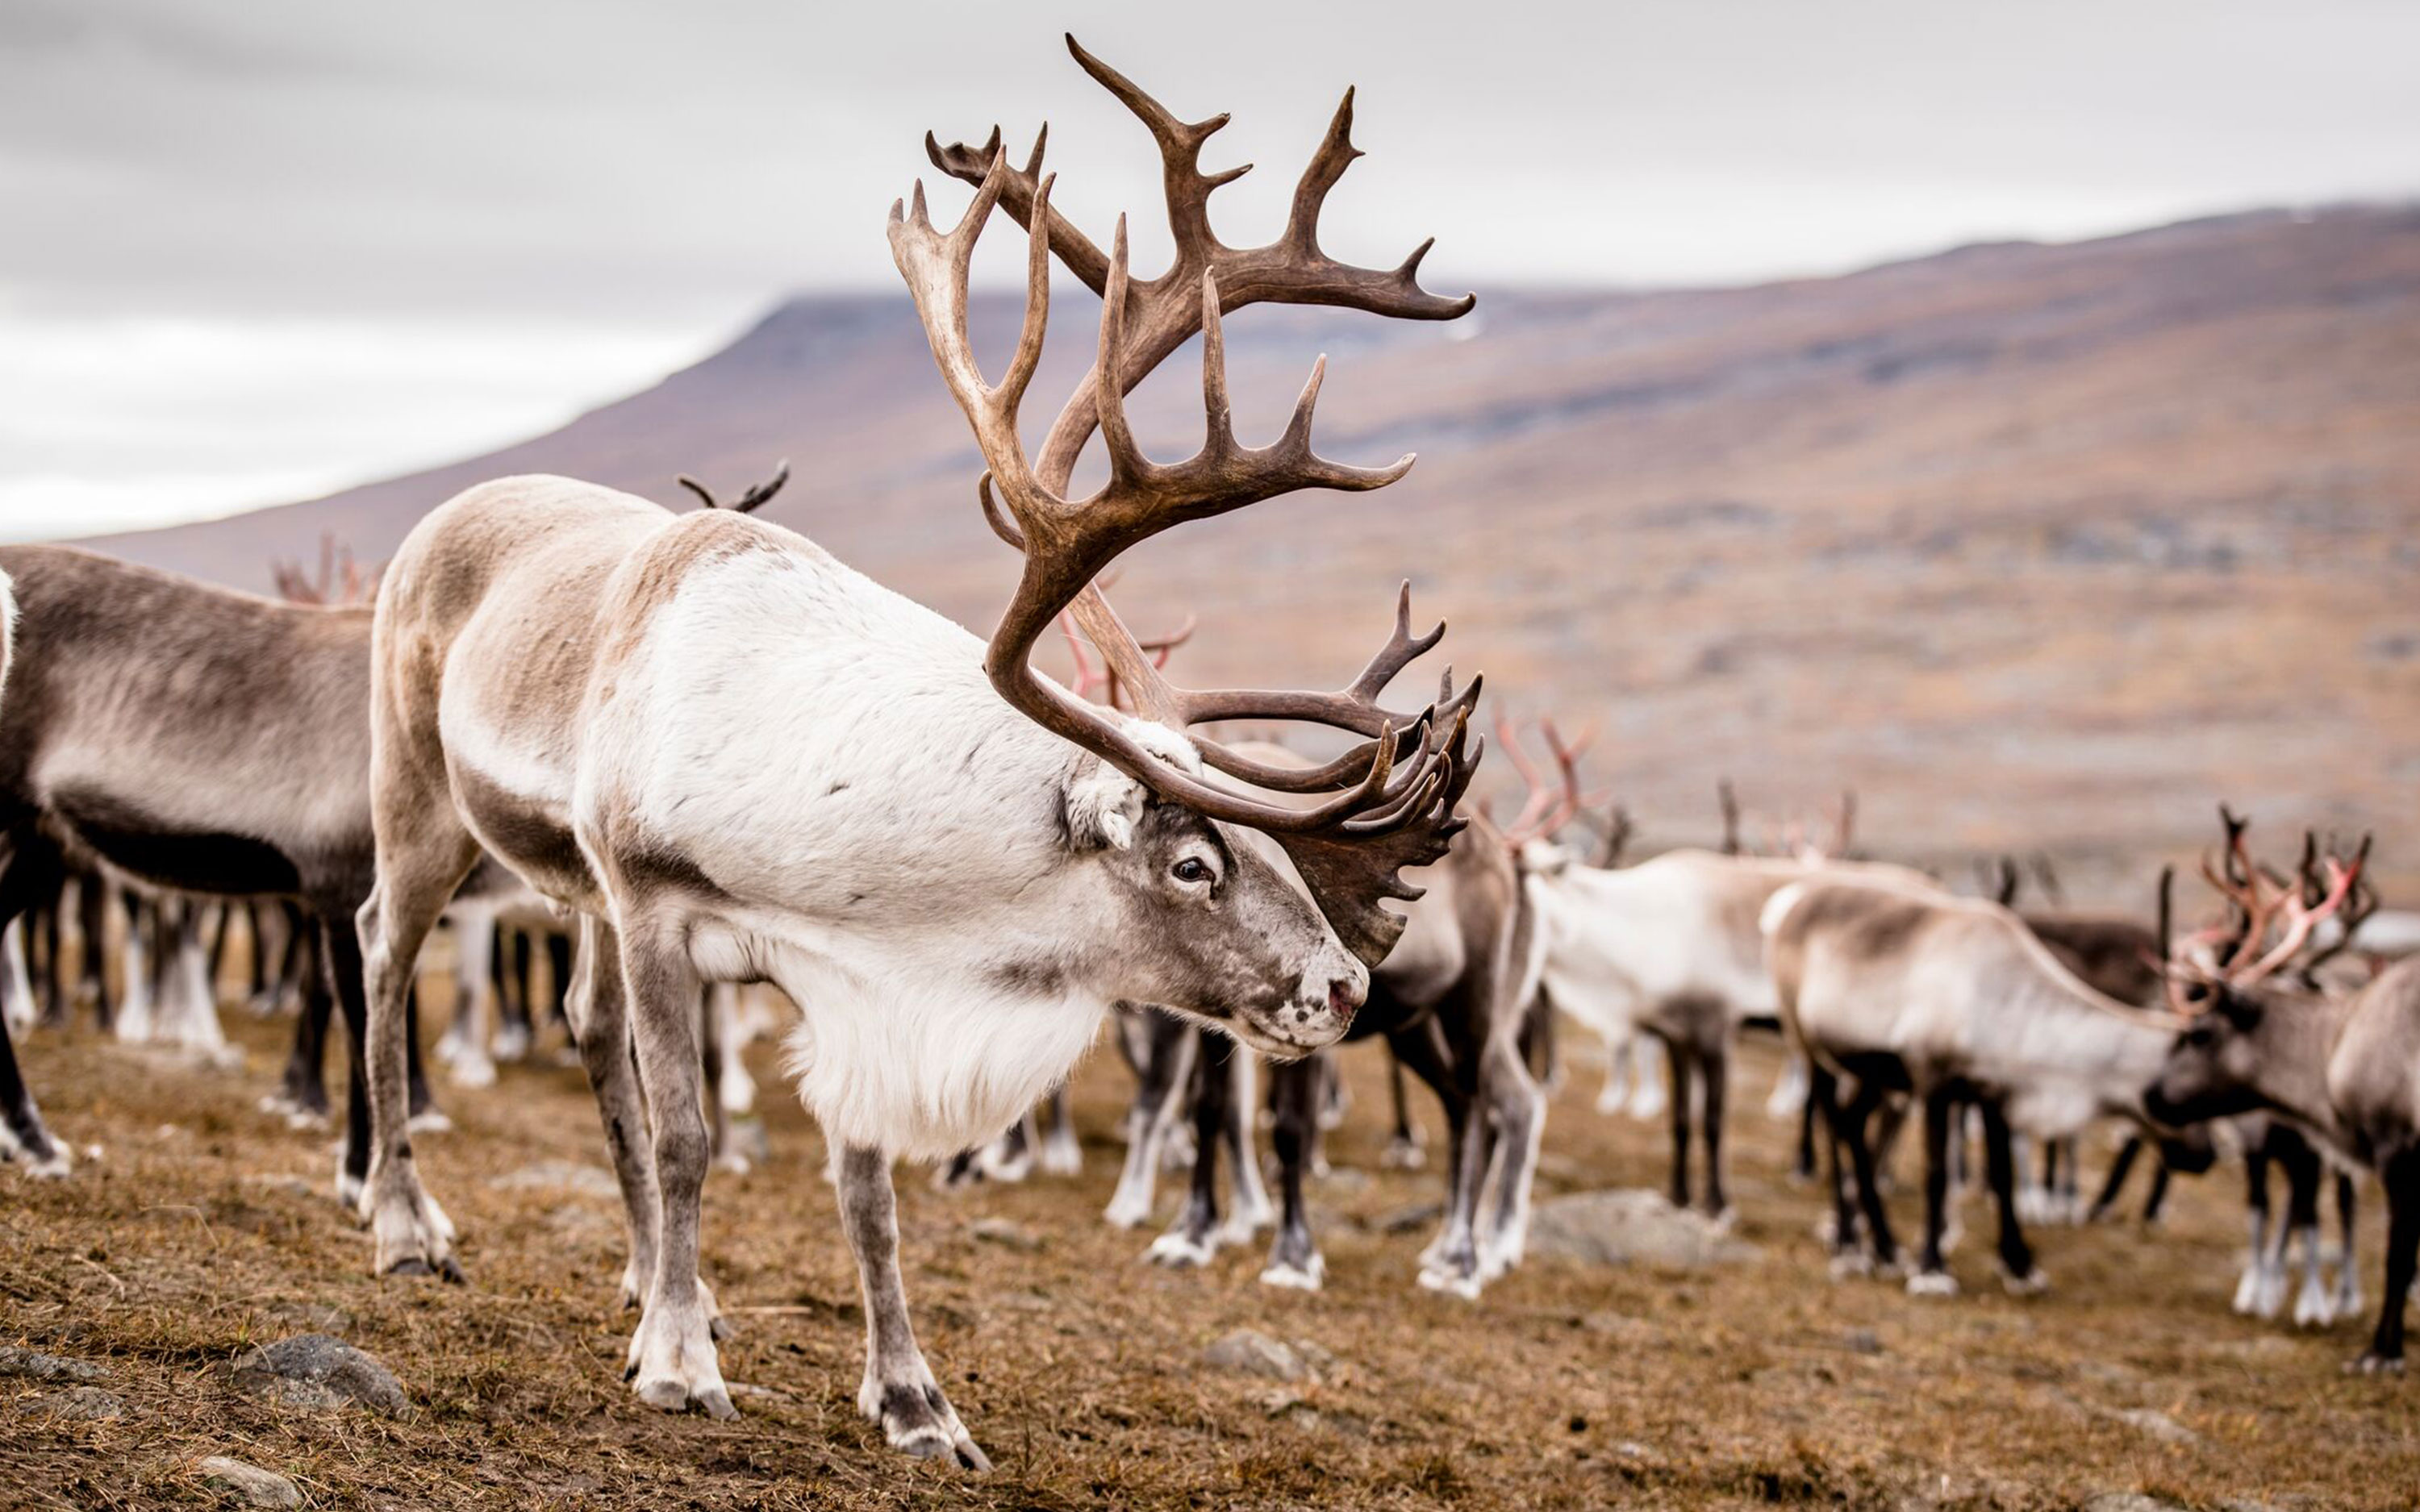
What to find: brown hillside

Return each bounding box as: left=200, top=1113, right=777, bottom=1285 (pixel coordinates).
left=79, top=206, right=2420, bottom=897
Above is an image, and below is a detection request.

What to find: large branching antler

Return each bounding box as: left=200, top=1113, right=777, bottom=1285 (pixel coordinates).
left=891, top=38, right=1481, bottom=962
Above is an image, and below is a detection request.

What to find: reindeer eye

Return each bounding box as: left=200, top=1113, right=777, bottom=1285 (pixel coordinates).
left=1171, top=857, right=1212, bottom=885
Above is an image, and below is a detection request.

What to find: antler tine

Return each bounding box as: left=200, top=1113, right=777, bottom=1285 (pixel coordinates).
left=1718, top=778, right=1742, bottom=856
left=1065, top=35, right=1246, bottom=265
left=2299, top=834, right=2379, bottom=975
left=1491, top=714, right=1560, bottom=850
left=677, top=476, right=716, bottom=509
left=733, top=460, right=791, bottom=514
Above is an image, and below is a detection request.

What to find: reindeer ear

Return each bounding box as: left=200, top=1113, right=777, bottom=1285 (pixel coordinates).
left=1061, top=758, right=1144, bottom=852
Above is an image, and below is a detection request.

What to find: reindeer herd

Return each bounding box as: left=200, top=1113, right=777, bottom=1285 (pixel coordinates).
left=0, top=35, right=2412, bottom=1475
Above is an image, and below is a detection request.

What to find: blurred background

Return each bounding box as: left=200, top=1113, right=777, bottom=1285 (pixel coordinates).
left=4, top=0, right=2414, bottom=896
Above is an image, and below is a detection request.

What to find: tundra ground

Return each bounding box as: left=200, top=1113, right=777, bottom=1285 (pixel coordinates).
left=2, top=990, right=2413, bottom=1510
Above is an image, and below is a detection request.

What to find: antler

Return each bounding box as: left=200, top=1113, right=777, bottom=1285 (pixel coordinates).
left=678, top=460, right=791, bottom=514
left=1717, top=778, right=1742, bottom=856
left=895, top=40, right=1481, bottom=962
left=1492, top=709, right=1563, bottom=849
left=2296, top=831, right=2377, bottom=977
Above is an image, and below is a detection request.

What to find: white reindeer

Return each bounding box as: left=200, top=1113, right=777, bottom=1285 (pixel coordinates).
left=348, top=36, right=1479, bottom=1470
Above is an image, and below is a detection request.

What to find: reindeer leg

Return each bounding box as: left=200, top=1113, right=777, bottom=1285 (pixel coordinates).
left=2087, top=1135, right=2143, bottom=1224
left=837, top=1144, right=988, bottom=1468
left=1842, top=1081, right=1900, bottom=1276
left=1038, top=1085, right=1083, bottom=1177
left=76, top=874, right=109, bottom=1027
left=560, top=918, right=661, bottom=1318
left=1220, top=1047, right=1274, bottom=1239
left=1700, top=1037, right=1732, bottom=1225
left=0, top=831, right=68, bottom=1176
left=1153, top=1033, right=1230, bottom=1268
left=1665, top=1038, right=1695, bottom=1211
left=446, top=911, right=499, bottom=1089
left=492, top=924, right=532, bottom=1063
left=2350, top=1149, right=2416, bottom=1375
left=1259, top=1052, right=1326, bottom=1289
left=2333, top=1173, right=2364, bottom=1323
left=1105, top=1014, right=1189, bottom=1228
left=1980, top=1102, right=2045, bottom=1293
left=2237, top=1141, right=2274, bottom=1315
left=2289, top=1151, right=2330, bottom=1327
left=403, top=984, right=446, bottom=1132
left=1384, top=1048, right=1428, bottom=1168
left=1401, top=1020, right=1486, bottom=1298
left=1909, top=1089, right=1958, bottom=1295
left=266, top=931, right=333, bottom=1127
left=1810, top=1065, right=1863, bottom=1268
left=615, top=918, right=729, bottom=1418
left=1476, top=1033, right=1547, bottom=1280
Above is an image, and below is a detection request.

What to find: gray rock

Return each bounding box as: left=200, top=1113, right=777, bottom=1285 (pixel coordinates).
left=229, top=1334, right=409, bottom=1417
left=1527, top=1189, right=1762, bottom=1270
left=487, top=1160, right=620, bottom=1199
left=2101, top=1406, right=2197, bottom=1445
left=1203, top=1329, right=1322, bottom=1384
left=1842, top=1328, right=1884, bottom=1356
left=197, top=1456, right=302, bottom=1509
left=19, top=1385, right=123, bottom=1420
left=2083, top=1495, right=2185, bottom=1512
left=970, top=1217, right=1041, bottom=1252
left=0, top=1347, right=106, bottom=1382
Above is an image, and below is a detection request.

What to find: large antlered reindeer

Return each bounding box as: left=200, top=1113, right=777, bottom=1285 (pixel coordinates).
left=2144, top=831, right=2412, bottom=1372
left=349, top=37, right=1479, bottom=1468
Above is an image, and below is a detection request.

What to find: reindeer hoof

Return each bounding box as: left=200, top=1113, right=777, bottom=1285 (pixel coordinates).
left=1827, top=1252, right=1874, bottom=1281
left=1906, top=1269, right=1959, bottom=1297
left=2001, top=1267, right=2051, bottom=1297
left=1260, top=1257, right=1325, bottom=1292
left=1416, top=1264, right=1483, bottom=1301
left=1145, top=1231, right=1216, bottom=1268
left=2348, top=1352, right=2405, bottom=1377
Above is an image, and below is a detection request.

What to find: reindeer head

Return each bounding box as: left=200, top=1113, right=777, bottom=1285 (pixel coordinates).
left=2144, top=812, right=2368, bottom=1125
left=895, top=36, right=1483, bottom=1012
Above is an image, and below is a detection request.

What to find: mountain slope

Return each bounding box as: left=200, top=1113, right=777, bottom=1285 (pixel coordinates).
left=79, top=206, right=2420, bottom=892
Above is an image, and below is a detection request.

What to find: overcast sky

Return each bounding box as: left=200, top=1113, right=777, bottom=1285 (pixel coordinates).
left=4, top=0, right=2414, bottom=538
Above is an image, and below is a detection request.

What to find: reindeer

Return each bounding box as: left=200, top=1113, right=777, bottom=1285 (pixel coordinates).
left=1515, top=733, right=1919, bottom=1223
left=2142, top=839, right=2415, bottom=1372
left=2143, top=820, right=2374, bottom=1328
left=347, top=38, right=1479, bottom=1466
left=1767, top=873, right=2228, bottom=1297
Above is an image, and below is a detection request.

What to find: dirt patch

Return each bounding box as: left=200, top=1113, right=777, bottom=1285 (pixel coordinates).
left=2, top=1011, right=2415, bottom=1509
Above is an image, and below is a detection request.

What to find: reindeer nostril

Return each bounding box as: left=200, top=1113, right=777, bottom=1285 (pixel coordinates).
left=1327, top=978, right=1361, bottom=1019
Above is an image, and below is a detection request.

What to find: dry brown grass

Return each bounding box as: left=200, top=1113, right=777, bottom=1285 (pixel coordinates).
left=3, top=998, right=2415, bottom=1510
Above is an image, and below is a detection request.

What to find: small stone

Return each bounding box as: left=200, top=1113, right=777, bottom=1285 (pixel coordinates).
left=1204, top=1329, right=1319, bottom=1384
left=970, top=1217, right=1041, bottom=1252
left=196, top=1456, right=302, bottom=1509
left=2101, top=1406, right=2197, bottom=1445
left=229, top=1334, right=408, bottom=1417
left=1528, top=1189, right=1761, bottom=1270
left=19, top=1385, right=123, bottom=1420
left=487, top=1160, right=620, bottom=1199
left=0, top=1347, right=106, bottom=1383
left=1842, top=1328, right=1884, bottom=1356
left=2083, top=1495, right=2185, bottom=1512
